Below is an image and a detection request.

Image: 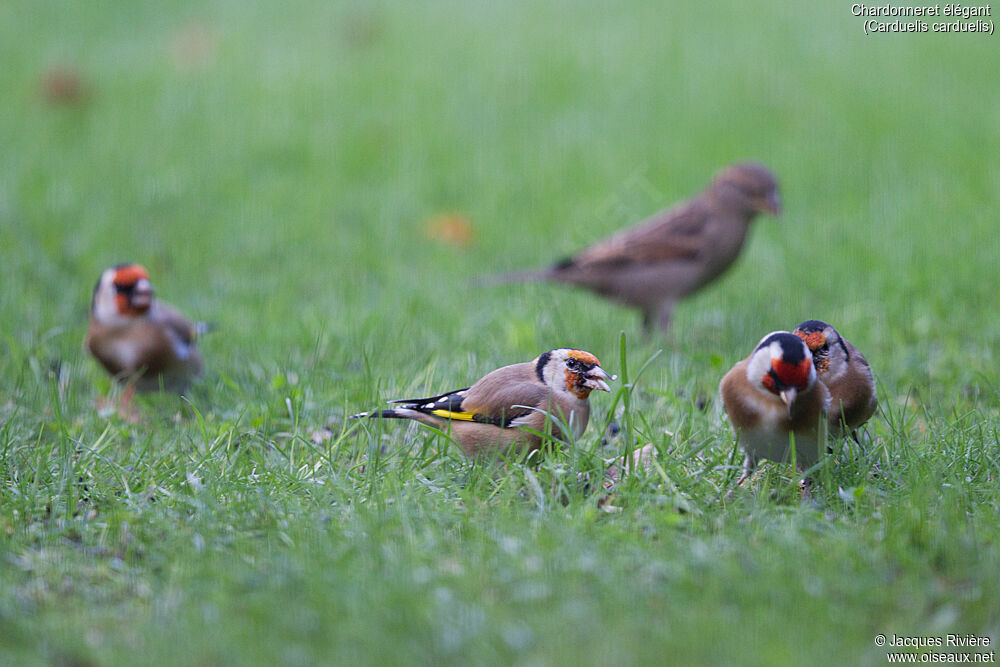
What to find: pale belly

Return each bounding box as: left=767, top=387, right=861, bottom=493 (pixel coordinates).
left=740, top=418, right=823, bottom=467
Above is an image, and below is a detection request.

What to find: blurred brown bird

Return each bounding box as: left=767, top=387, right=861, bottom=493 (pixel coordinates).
left=720, top=331, right=830, bottom=492
left=793, top=320, right=877, bottom=441
left=353, top=349, right=613, bottom=456
left=485, top=162, right=781, bottom=331
left=85, top=264, right=205, bottom=418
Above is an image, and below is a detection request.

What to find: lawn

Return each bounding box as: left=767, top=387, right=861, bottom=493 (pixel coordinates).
left=2, top=1, right=999, bottom=664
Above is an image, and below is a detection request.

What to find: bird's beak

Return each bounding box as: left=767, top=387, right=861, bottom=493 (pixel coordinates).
left=759, top=192, right=782, bottom=216
left=779, top=387, right=797, bottom=415
left=131, top=278, right=154, bottom=310
left=584, top=366, right=615, bottom=392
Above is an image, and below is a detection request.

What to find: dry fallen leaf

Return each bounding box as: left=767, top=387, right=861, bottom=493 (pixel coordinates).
left=170, top=22, right=219, bottom=71
left=423, top=213, right=474, bottom=248
left=39, top=66, right=89, bottom=105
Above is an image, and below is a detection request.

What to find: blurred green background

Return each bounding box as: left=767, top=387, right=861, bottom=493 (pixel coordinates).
left=1, top=1, right=999, bottom=664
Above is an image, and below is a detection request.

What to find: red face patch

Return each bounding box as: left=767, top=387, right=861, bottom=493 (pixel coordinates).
left=564, top=369, right=592, bottom=399
left=771, top=358, right=812, bottom=390
left=793, top=330, right=829, bottom=373
left=794, top=330, right=826, bottom=353
left=114, top=264, right=149, bottom=287
left=115, top=292, right=131, bottom=315
left=567, top=350, right=601, bottom=367
left=113, top=264, right=152, bottom=316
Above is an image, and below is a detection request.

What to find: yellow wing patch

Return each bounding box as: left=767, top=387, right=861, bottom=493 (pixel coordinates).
left=430, top=409, right=476, bottom=421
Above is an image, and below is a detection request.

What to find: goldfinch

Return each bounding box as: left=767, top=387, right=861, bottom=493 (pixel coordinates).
left=486, top=162, right=781, bottom=331
left=85, top=264, right=204, bottom=415
left=793, top=320, right=877, bottom=441
left=354, top=349, right=614, bottom=456
left=720, top=331, right=830, bottom=489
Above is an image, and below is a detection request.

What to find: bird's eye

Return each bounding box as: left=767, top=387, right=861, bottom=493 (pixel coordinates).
left=567, top=359, right=582, bottom=371
left=114, top=282, right=135, bottom=294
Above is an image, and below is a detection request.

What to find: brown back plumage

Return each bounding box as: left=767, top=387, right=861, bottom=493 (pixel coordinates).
left=827, top=339, right=877, bottom=435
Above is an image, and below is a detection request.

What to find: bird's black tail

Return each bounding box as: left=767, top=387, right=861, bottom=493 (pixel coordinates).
left=350, top=409, right=412, bottom=420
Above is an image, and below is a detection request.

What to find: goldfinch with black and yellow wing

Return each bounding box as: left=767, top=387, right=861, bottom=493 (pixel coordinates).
left=793, top=320, right=877, bottom=441
left=720, top=331, right=830, bottom=490
left=85, top=263, right=205, bottom=416
left=354, top=349, right=614, bottom=456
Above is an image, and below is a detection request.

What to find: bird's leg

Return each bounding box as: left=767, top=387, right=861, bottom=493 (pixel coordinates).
left=641, top=310, right=654, bottom=334
left=118, top=383, right=140, bottom=423
left=654, top=301, right=675, bottom=332
left=725, top=454, right=756, bottom=499
left=734, top=453, right=755, bottom=487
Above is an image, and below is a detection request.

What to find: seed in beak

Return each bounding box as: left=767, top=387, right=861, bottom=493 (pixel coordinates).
left=585, top=367, right=614, bottom=392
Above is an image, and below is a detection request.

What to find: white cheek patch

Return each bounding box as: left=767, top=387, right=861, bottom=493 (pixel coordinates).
left=740, top=387, right=781, bottom=418
left=745, top=348, right=774, bottom=388
left=541, top=356, right=564, bottom=391
left=94, top=296, right=128, bottom=326
left=93, top=270, right=133, bottom=327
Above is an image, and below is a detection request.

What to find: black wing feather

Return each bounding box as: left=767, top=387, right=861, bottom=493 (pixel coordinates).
left=389, top=388, right=471, bottom=410
left=389, top=387, right=527, bottom=428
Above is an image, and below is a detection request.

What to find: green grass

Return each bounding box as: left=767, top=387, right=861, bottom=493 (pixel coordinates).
left=2, top=0, right=1000, bottom=664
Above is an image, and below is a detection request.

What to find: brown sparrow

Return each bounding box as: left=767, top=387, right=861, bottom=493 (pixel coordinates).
left=487, top=162, right=780, bottom=331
